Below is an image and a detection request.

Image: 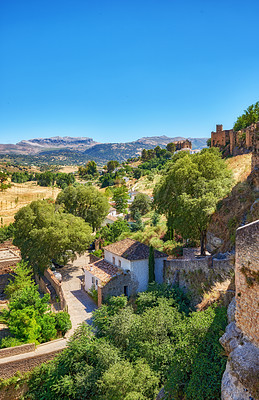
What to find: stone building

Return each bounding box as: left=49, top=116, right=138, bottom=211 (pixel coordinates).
left=220, top=219, right=259, bottom=400
left=84, top=238, right=168, bottom=305
left=211, top=122, right=259, bottom=161
left=174, top=139, right=192, bottom=151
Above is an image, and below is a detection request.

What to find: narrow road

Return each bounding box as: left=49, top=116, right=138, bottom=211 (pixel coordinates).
left=61, top=253, right=97, bottom=336
left=0, top=253, right=97, bottom=366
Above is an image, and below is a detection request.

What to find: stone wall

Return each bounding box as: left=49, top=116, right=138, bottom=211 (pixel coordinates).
left=36, top=269, right=67, bottom=311
left=220, top=219, right=259, bottom=400
left=164, top=254, right=233, bottom=304
left=0, top=343, right=35, bottom=359
left=235, top=220, right=259, bottom=346
left=98, top=272, right=134, bottom=306
left=211, top=122, right=259, bottom=159
left=0, top=349, right=62, bottom=380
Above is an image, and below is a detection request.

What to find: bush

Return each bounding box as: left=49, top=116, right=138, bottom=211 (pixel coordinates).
left=55, top=312, right=72, bottom=335
left=0, top=336, right=24, bottom=348
left=89, top=285, right=98, bottom=303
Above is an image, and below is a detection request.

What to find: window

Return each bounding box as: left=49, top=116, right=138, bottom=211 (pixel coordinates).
left=119, top=260, right=121, bottom=268
left=124, top=286, right=129, bottom=296
left=92, top=277, right=94, bottom=284
left=112, top=257, right=115, bottom=265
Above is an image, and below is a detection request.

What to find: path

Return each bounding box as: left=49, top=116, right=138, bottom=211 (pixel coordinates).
left=61, top=253, right=97, bottom=335
left=0, top=253, right=97, bottom=371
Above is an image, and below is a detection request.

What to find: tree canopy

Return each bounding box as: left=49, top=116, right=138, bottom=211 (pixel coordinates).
left=13, top=200, right=93, bottom=270
left=56, top=185, right=110, bottom=231
left=154, top=148, right=233, bottom=254
left=130, top=193, right=152, bottom=219
left=112, top=186, right=129, bottom=214
left=233, top=101, right=259, bottom=131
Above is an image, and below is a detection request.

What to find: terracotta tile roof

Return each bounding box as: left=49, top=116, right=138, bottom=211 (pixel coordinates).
left=104, top=238, right=168, bottom=261
left=84, top=259, right=123, bottom=284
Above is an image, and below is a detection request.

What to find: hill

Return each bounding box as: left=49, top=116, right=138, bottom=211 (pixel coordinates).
left=0, top=136, right=208, bottom=165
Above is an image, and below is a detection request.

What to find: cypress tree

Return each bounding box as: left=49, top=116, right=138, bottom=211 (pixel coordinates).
left=148, top=245, right=155, bottom=283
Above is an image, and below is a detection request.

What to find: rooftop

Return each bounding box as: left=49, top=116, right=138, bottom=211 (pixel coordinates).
left=0, top=245, right=21, bottom=274
left=104, top=238, right=168, bottom=261
left=84, top=258, right=123, bottom=284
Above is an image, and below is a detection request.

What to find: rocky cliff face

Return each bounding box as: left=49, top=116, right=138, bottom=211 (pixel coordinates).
left=220, top=219, right=259, bottom=400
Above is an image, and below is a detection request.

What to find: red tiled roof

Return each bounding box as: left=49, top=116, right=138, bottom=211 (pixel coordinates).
left=84, top=259, right=123, bottom=284
left=104, top=238, right=168, bottom=261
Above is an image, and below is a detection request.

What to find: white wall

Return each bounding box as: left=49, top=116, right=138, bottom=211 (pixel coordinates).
left=104, top=250, right=131, bottom=271
left=130, top=259, right=149, bottom=292
left=85, top=270, right=99, bottom=292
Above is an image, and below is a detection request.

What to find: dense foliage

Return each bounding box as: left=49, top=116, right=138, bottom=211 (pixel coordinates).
left=13, top=200, right=93, bottom=270
left=56, top=185, right=110, bottom=231
left=233, top=101, right=259, bottom=131
left=11, top=170, right=75, bottom=188
left=0, top=262, right=71, bottom=347
left=25, top=285, right=227, bottom=400
left=130, top=193, right=152, bottom=219
left=112, top=186, right=129, bottom=213
left=97, top=218, right=130, bottom=245
left=0, top=223, right=14, bottom=243
left=154, top=148, right=233, bottom=254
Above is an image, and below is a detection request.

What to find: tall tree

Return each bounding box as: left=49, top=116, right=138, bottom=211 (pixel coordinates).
left=130, top=193, right=152, bottom=219
left=13, top=200, right=93, bottom=270
left=56, top=185, right=109, bottom=231
left=112, top=186, right=129, bottom=214
left=106, top=160, right=120, bottom=173
left=148, top=245, right=155, bottom=283
left=154, top=148, right=233, bottom=255
left=166, top=142, right=176, bottom=153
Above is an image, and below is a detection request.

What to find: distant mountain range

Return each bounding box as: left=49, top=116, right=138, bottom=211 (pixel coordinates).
left=0, top=135, right=208, bottom=164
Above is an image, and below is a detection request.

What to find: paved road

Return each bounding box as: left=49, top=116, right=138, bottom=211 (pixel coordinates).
left=0, top=253, right=97, bottom=365
left=61, top=253, right=97, bottom=336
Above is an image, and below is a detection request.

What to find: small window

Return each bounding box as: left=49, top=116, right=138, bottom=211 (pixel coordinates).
left=96, top=279, right=98, bottom=286
left=119, top=260, right=121, bottom=268
left=112, top=257, right=115, bottom=265
left=124, top=286, right=129, bottom=296
left=92, top=277, right=94, bottom=284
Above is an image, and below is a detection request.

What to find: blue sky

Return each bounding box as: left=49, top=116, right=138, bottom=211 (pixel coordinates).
left=0, top=0, right=259, bottom=144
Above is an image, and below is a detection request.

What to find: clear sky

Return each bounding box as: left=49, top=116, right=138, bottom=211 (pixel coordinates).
left=0, top=0, right=259, bottom=144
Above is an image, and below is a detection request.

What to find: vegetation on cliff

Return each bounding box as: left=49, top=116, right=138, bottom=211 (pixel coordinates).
left=233, top=101, right=259, bottom=131
left=24, top=286, right=227, bottom=400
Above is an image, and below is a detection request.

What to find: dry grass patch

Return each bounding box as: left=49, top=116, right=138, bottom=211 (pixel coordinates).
left=0, top=183, right=61, bottom=225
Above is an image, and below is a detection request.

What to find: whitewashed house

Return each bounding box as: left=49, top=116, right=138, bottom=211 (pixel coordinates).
left=84, top=239, right=168, bottom=303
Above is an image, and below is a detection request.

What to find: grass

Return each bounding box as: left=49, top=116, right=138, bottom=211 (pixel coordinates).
left=0, top=182, right=61, bottom=225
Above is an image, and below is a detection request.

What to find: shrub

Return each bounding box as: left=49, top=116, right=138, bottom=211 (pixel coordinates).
left=55, top=311, right=72, bottom=335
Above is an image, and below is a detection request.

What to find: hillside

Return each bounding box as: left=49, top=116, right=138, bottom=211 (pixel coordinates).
left=0, top=136, right=208, bottom=165
left=208, top=153, right=259, bottom=253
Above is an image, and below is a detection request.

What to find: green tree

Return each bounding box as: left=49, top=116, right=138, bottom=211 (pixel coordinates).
left=166, top=142, right=176, bottom=153
left=148, top=245, right=155, bottom=283
left=78, top=160, right=98, bottom=178
left=5, top=261, right=33, bottom=298
left=106, top=160, right=120, bottom=173
left=112, top=186, right=129, bottom=214
left=99, top=218, right=130, bottom=243
left=56, top=185, right=109, bottom=231
left=154, top=149, right=233, bottom=255
left=206, top=138, right=211, bottom=147
left=0, top=172, right=11, bottom=191
left=13, top=200, right=93, bottom=270
left=130, top=193, right=152, bottom=219
left=98, top=359, right=159, bottom=400
left=130, top=211, right=143, bottom=232
left=233, top=101, right=259, bottom=131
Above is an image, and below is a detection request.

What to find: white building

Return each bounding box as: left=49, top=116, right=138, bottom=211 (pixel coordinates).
left=84, top=239, right=168, bottom=298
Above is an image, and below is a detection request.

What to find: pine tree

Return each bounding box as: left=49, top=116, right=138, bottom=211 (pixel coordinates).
left=148, top=245, right=155, bottom=283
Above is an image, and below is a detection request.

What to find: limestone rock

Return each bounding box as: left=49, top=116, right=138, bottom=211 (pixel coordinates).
left=229, top=342, right=259, bottom=399
left=206, top=231, right=223, bottom=253
left=221, top=361, right=254, bottom=400
left=227, top=297, right=236, bottom=323
left=219, top=322, right=242, bottom=356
